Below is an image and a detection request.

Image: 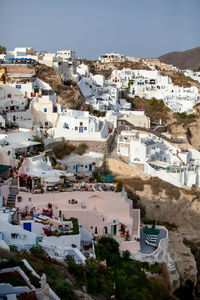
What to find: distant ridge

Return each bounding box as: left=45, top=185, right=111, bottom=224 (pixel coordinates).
left=158, top=47, right=200, bottom=70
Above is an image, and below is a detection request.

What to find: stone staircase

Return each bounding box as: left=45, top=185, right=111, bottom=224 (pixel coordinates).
left=7, top=187, right=18, bottom=208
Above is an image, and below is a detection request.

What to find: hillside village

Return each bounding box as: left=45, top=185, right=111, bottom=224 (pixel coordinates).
left=1, top=46, right=200, bottom=299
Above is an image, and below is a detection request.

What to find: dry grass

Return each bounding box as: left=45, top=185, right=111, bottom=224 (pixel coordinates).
left=121, top=176, right=181, bottom=200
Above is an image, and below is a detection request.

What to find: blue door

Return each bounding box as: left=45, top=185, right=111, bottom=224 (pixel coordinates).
left=53, top=106, right=57, bottom=113
left=89, top=164, right=93, bottom=172
left=24, top=222, right=32, bottom=232
left=76, top=164, right=79, bottom=173
left=79, top=127, right=83, bottom=133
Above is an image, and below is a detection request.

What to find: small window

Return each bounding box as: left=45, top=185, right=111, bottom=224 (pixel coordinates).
left=7, top=94, right=11, bottom=98
left=85, top=165, right=87, bottom=168
left=113, top=220, right=116, bottom=224
left=45, top=122, right=48, bottom=126
left=80, top=165, right=84, bottom=167
left=44, top=108, right=47, bottom=112
left=75, top=127, right=78, bottom=130
left=90, top=226, right=93, bottom=229
left=84, top=127, right=87, bottom=130
left=80, top=122, right=83, bottom=126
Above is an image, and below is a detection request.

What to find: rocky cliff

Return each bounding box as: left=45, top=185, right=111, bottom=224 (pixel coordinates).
left=119, top=176, right=200, bottom=288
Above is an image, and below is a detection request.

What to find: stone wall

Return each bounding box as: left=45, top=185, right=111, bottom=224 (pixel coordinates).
left=45, top=136, right=114, bottom=155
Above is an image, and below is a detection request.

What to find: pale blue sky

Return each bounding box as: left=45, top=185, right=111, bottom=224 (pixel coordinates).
left=0, top=0, right=200, bottom=59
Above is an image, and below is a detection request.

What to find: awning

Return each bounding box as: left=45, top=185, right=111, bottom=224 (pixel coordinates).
left=102, top=174, right=115, bottom=182
left=45, top=177, right=60, bottom=183
left=0, top=165, right=11, bottom=171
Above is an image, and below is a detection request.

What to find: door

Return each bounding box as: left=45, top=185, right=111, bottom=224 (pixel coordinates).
left=111, top=225, right=117, bottom=235
left=89, top=164, right=93, bottom=172
left=79, top=127, right=83, bottom=133
left=23, top=222, right=32, bottom=232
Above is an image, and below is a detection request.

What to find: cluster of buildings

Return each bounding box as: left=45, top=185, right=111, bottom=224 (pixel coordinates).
left=117, top=131, right=200, bottom=188
left=1, top=46, right=200, bottom=296
left=111, top=68, right=200, bottom=113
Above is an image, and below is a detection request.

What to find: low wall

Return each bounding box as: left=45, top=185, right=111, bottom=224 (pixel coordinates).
left=45, top=138, right=112, bottom=155
left=42, top=233, right=81, bottom=250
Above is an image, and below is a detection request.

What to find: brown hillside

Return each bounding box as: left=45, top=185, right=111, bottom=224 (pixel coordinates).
left=33, top=64, right=93, bottom=112
left=84, top=60, right=150, bottom=79
left=159, top=47, right=200, bottom=70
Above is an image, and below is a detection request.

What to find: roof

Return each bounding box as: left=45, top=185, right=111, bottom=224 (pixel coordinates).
left=0, top=165, right=11, bottom=171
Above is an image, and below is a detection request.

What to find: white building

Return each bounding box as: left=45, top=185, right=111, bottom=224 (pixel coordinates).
left=0, top=115, right=5, bottom=128
left=117, top=110, right=151, bottom=128
left=99, top=53, right=126, bottom=63
left=56, top=50, right=75, bottom=63
left=49, top=109, right=109, bottom=140
left=0, top=130, right=40, bottom=158
left=183, top=70, right=200, bottom=84
left=60, top=152, right=103, bottom=175
left=0, top=219, right=37, bottom=250
left=0, top=84, right=28, bottom=114
left=117, top=131, right=200, bottom=189
left=78, top=76, right=120, bottom=112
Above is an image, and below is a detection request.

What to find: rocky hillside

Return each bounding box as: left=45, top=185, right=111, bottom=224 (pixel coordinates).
left=84, top=60, right=151, bottom=79
left=159, top=47, right=200, bottom=70
left=33, top=64, right=93, bottom=112
left=117, top=176, right=200, bottom=290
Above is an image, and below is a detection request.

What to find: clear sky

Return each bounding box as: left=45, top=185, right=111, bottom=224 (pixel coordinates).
left=0, top=0, right=200, bottom=59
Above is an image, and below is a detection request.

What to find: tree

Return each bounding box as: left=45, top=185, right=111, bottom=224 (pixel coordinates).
left=95, top=237, right=120, bottom=267
left=0, top=45, right=6, bottom=54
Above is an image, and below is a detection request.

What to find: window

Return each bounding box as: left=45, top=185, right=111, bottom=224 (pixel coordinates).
left=80, top=122, right=83, bottom=126
left=90, top=226, right=93, bottom=229
left=75, top=127, right=78, bottom=130
left=45, top=122, right=48, bottom=126
left=104, top=226, right=108, bottom=234
left=84, top=127, right=87, bottom=130
left=80, top=165, right=84, bottom=167
left=7, top=94, right=11, bottom=98
left=85, top=165, right=88, bottom=168
left=113, top=220, right=116, bottom=224
left=11, top=233, right=19, bottom=239
left=44, top=108, right=47, bottom=112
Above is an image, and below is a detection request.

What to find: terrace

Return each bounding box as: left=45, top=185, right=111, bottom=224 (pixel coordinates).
left=140, top=226, right=167, bottom=254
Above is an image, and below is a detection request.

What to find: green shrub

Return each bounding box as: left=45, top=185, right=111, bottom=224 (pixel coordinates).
left=116, top=182, right=123, bottom=192
left=29, top=245, right=45, bottom=255
left=150, top=262, right=162, bottom=274
left=76, top=143, right=88, bottom=155
left=9, top=245, right=18, bottom=252
left=53, top=140, right=76, bottom=159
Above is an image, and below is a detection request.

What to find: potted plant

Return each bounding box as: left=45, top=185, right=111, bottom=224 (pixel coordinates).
left=17, top=195, right=22, bottom=202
